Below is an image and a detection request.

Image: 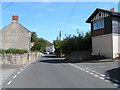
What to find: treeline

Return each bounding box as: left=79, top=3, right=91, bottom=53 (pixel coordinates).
left=31, top=32, right=50, bottom=53
left=54, top=31, right=92, bottom=57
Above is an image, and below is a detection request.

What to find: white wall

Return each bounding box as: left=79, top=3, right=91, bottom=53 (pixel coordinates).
left=46, top=45, right=55, bottom=53
left=112, top=34, right=120, bottom=58
left=92, top=34, right=113, bottom=58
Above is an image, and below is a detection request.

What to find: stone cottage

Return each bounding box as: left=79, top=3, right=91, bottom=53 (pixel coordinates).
left=0, top=16, right=31, bottom=51
left=86, top=8, right=120, bottom=58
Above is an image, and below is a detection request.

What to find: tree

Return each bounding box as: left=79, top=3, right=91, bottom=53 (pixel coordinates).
left=31, top=32, right=50, bottom=52
left=54, top=31, right=92, bottom=56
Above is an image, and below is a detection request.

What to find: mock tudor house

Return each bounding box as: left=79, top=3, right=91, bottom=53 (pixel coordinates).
left=86, top=8, right=120, bottom=58
left=0, top=16, right=31, bottom=51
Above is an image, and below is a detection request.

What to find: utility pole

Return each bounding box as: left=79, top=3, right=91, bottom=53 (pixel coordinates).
left=59, top=31, right=62, bottom=40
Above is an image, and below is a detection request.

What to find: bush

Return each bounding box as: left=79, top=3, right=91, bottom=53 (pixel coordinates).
left=0, top=48, right=28, bottom=54
left=0, top=49, right=5, bottom=54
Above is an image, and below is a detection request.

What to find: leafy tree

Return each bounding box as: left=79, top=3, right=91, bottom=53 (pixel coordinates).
left=53, top=40, right=62, bottom=57
left=54, top=31, right=92, bottom=56
left=31, top=32, right=50, bottom=52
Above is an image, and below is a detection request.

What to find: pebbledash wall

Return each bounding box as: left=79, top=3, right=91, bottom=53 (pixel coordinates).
left=0, top=52, right=43, bottom=65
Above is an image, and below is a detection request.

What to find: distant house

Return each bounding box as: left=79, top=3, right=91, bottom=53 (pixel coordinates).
left=86, top=8, right=120, bottom=58
left=46, top=44, right=55, bottom=53
left=0, top=16, right=31, bottom=51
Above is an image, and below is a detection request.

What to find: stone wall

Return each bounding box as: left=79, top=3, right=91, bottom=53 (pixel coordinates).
left=65, top=51, right=91, bottom=63
left=0, top=52, right=43, bottom=65
left=0, top=22, right=31, bottom=51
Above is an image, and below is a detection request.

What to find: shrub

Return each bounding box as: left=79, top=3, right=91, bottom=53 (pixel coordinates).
left=0, top=49, right=5, bottom=54
left=0, top=48, right=28, bottom=54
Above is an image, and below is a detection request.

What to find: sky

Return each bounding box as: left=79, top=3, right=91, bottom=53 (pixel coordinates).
left=1, top=2, right=119, bottom=43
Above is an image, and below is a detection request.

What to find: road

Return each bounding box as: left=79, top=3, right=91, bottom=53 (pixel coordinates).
left=1, top=54, right=118, bottom=88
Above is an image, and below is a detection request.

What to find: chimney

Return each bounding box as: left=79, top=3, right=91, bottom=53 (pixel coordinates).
left=12, top=16, right=18, bottom=23
left=110, top=8, right=115, bottom=11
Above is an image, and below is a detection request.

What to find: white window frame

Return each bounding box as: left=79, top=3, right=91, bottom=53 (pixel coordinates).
left=93, top=19, right=104, bottom=30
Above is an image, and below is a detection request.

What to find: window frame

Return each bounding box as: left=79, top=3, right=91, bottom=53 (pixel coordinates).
left=93, top=19, right=104, bottom=30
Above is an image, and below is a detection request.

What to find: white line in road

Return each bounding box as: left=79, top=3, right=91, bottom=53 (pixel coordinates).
left=8, top=80, right=12, bottom=85
left=86, top=71, right=90, bottom=73
left=26, top=65, right=29, bottom=67
left=13, top=75, right=17, bottom=78
left=100, top=74, right=105, bottom=77
left=106, top=77, right=110, bottom=79
left=18, top=71, right=20, bottom=74
left=94, top=74, right=99, bottom=77
left=99, top=77, right=105, bottom=80
left=89, top=72, right=94, bottom=75
left=113, top=83, right=119, bottom=87
left=21, top=69, right=23, bottom=71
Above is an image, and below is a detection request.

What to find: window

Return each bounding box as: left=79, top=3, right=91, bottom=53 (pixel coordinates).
left=93, top=19, right=104, bottom=30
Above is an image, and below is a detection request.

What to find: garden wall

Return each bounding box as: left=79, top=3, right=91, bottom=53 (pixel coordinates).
left=0, top=52, right=43, bottom=65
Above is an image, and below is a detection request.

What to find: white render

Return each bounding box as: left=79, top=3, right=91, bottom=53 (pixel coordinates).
left=92, top=34, right=120, bottom=58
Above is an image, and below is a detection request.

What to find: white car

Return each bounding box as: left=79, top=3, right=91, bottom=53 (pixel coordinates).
left=44, top=52, right=49, bottom=54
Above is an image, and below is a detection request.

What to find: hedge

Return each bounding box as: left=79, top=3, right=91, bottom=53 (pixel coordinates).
left=0, top=48, right=28, bottom=54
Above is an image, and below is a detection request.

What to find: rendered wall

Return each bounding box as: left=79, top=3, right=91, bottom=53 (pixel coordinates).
left=0, top=23, right=31, bottom=51
left=112, top=34, right=120, bottom=58
left=92, top=34, right=113, bottom=58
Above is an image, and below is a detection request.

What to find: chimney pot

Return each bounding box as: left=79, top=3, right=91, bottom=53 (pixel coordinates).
left=12, top=16, right=18, bottom=22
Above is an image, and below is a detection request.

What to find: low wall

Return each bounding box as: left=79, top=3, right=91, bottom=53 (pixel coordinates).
left=0, top=52, right=43, bottom=65
left=66, top=51, right=91, bottom=63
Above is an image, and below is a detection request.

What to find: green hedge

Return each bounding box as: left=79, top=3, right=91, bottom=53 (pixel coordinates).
left=0, top=48, right=28, bottom=54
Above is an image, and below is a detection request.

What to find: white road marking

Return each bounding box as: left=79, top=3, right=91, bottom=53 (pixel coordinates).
left=89, top=72, right=94, bottom=75
left=82, top=69, right=86, bottom=72
left=8, top=80, right=12, bottom=85
left=106, top=77, right=110, bottom=79
left=69, top=63, right=119, bottom=87
left=94, top=74, right=99, bottom=77
left=26, top=65, right=28, bottom=67
left=100, top=74, right=105, bottom=77
left=113, top=83, right=119, bottom=87
left=21, top=69, right=23, bottom=71
left=13, top=75, right=17, bottom=78
left=99, top=77, right=104, bottom=80
left=18, top=71, right=20, bottom=74
left=86, top=71, right=90, bottom=73
left=105, top=80, right=110, bottom=83
left=91, top=70, right=96, bottom=73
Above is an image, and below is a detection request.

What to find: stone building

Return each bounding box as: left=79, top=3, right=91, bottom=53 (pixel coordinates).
left=0, top=16, right=31, bottom=51
left=86, top=8, right=120, bottom=58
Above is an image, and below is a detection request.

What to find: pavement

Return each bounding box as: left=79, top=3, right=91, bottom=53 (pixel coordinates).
left=0, top=64, right=22, bottom=89
left=1, top=54, right=119, bottom=88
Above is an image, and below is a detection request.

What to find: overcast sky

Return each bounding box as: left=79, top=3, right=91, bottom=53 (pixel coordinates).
left=2, top=2, right=118, bottom=43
